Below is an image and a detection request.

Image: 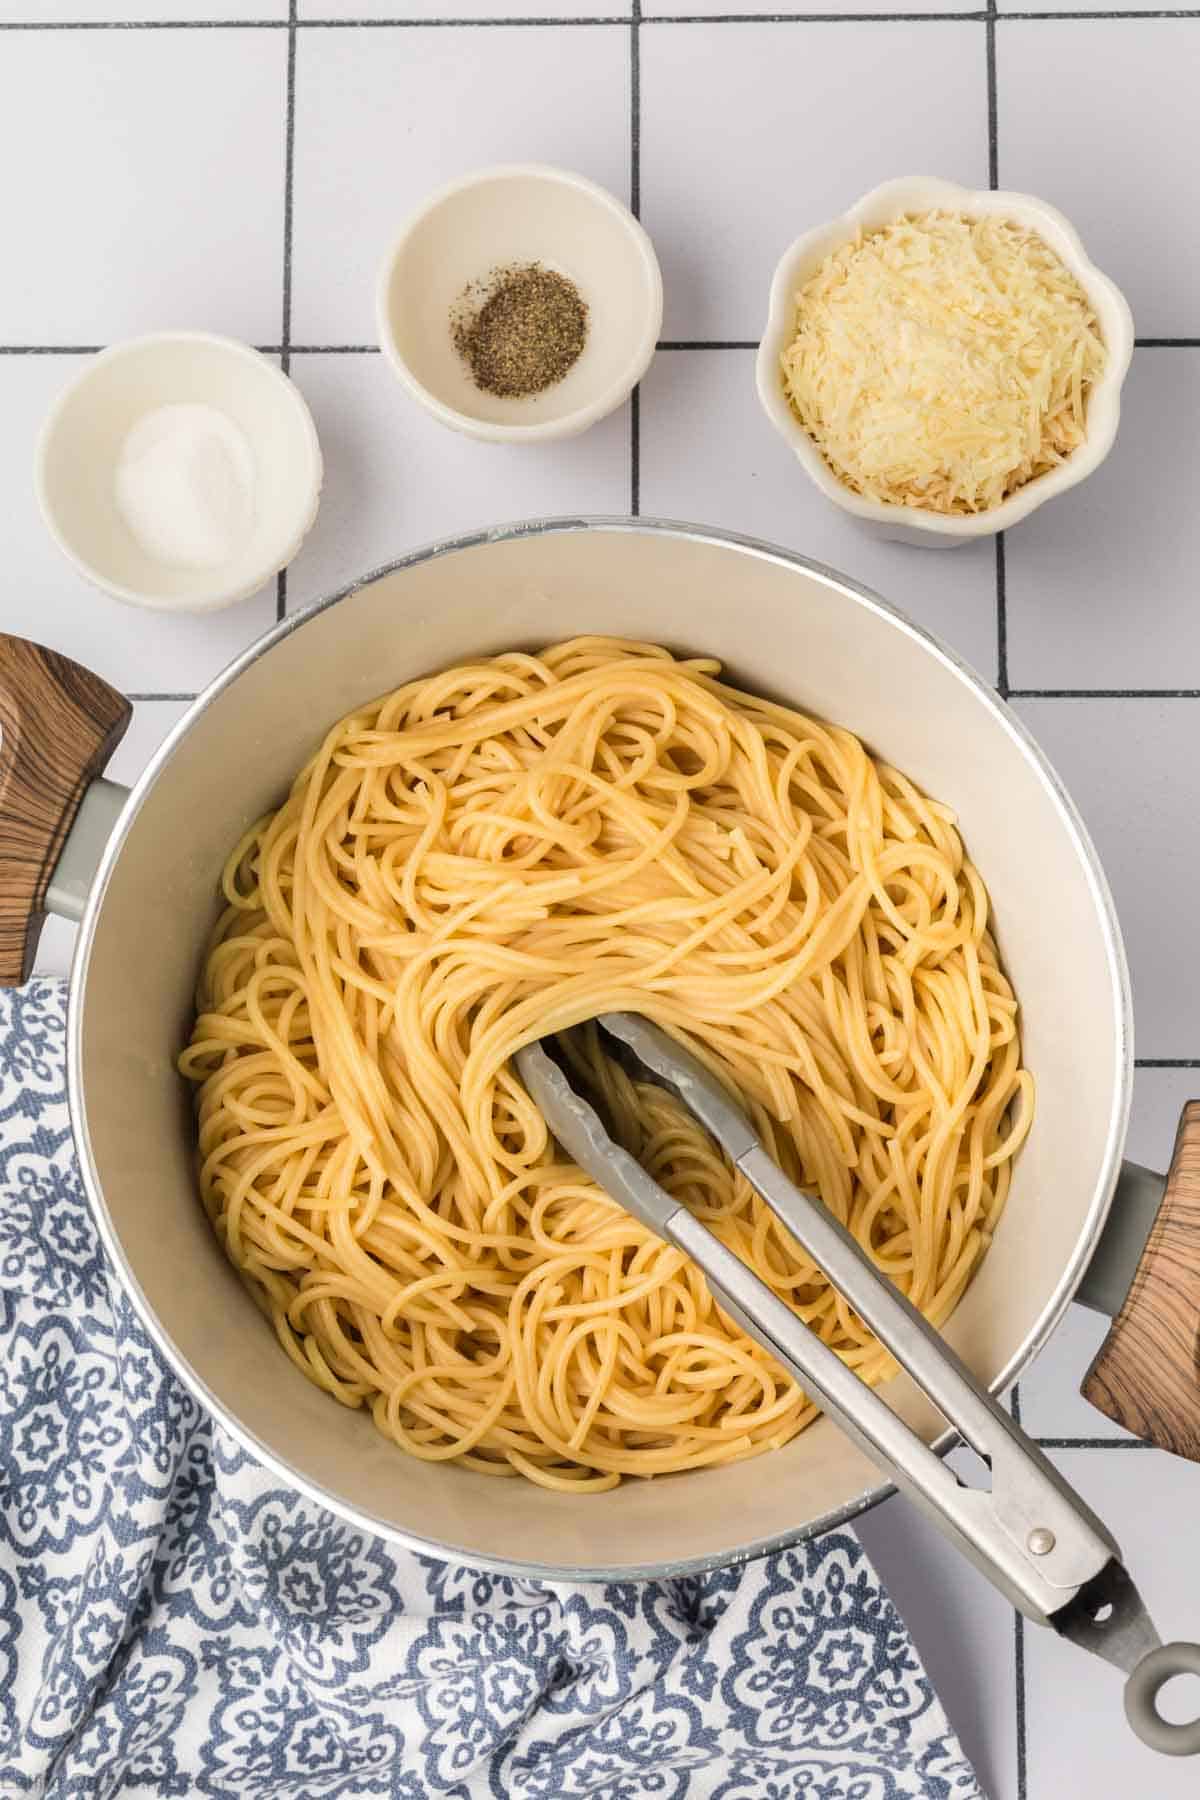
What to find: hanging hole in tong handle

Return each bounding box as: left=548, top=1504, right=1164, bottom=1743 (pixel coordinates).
left=1125, top=1643, right=1200, bottom=1756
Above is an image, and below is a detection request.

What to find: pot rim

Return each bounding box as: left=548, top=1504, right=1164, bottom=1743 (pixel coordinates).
left=66, top=513, right=1134, bottom=1579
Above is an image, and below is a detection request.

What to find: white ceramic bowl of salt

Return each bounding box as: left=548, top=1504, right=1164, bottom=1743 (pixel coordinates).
left=35, top=332, right=323, bottom=612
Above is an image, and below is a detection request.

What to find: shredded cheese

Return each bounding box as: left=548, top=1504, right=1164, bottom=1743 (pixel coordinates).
left=780, top=211, right=1107, bottom=515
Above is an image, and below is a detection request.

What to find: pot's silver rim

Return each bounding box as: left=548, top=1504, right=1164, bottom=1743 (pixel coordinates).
left=66, top=513, right=1134, bottom=1581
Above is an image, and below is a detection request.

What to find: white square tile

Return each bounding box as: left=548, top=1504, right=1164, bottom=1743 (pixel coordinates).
left=1013, top=698, right=1200, bottom=1061
left=1121, top=1065, right=1197, bottom=1177
left=35, top=699, right=191, bottom=980
left=0, top=355, right=276, bottom=691
left=291, top=24, right=631, bottom=345
left=997, top=21, right=1200, bottom=337
left=856, top=1449, right=1019, bottom=1800
left=0, top=29, right=286, bottom=345
left=1006, top=351, right=1200, bottom=693
left=640, top=22, right=989, bottom=341
left=1023, top=1448, right=1200, bottom=1800
left=1017, top=1305, right=1127, bottom=1445
left=1018, top=1067, right=1200, bottom=1442
left=283, top=351, right=630, bottom=609
left=637, top=348, right=1000, bottom=677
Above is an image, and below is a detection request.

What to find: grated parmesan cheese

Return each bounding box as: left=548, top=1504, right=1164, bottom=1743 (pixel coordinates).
left=780, top=211, right=1107, bottom=515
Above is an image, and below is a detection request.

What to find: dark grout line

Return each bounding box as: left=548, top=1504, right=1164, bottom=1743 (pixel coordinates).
left=630, top=3, right=641, bottom=220
left=127, top=692, right=197, bottom=702
left=2, top=8, right=1196, bottom=21
left=5, top=338, right=1197, bottom=359
left=644, top=10, right=986, bottom=18
left=1014, top=1613, right=1028, bottom=1800
left=278, top=0, right=297, bottom=626
left=0, top=339, right=751, bottom=358
left=1035, top=1435, right=1154, bottom=1448
left=1, top=343, right=289, bottom=355
left=1010, top=687, right=1200, bottom=697
left=994, top=535, right=1008, bottom=697
left=630, top=2, right=641, bottom=518
left=631, top=386, right=641, bottom=515
left=1000, top=7, right=1200, bottom=16
left=303, top=13, right=629, bottom=23
left=986, top=0, right=999, bottom=189
left=0, top=14, right=629, bottom=26
left=0, top=17, right=284, bottom=26
left=0, top=345, right=104, bottom=354
left=1010, top=1383, right=1022, bottom=1426
left=1136, top=1057, right=1200, bottom=1067
left=280, top=2, right=297, bottom=379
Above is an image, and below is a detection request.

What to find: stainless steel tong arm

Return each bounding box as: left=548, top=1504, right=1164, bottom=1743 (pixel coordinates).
left=516, top=1014, right=1119, bottom=1630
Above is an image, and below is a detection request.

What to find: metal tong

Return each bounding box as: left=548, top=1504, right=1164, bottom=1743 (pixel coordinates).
left=516, top=1012, right=1200, bottom=1757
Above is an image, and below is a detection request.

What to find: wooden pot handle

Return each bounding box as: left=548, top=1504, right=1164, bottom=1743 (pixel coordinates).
left=1082, top=1101, right=1200, bottom=1457
left=0, top=634, right=131, bottom=987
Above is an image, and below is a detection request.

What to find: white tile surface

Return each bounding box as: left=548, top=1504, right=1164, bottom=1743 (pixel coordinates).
left=1013, top=698, right=1200, bottom=1061
left=0, top=354, right=276, bottom=691
left=1017, top=1305, right=1125, bottom=1444
left=9, top=14, right=1200, bottom=1799
left=640, top=21, right=989, bottom=341
left=856, top=1449, right=1020, bottom=1800
left=35, top=700, right=191, bottom=980
left=637, top=348, right=1000, bottom=677
left=1018, top=1067, right=1200, bottom=1442
left=1007, top=351, right=1194, bottom=694
left=290, top=24, right=631, bottom=345
left=997, top=20, right=1200, bottom=338
left=0, top=29, right=286, bottom=345
left=1006, top=351, right=1200, bottom=693
left=1023, top=1449, right=1200, bottom=1799
left=284, top=352, right=631, bottom=611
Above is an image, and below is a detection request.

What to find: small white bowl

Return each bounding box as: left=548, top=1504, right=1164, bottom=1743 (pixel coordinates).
left=756, top=176, right=1135, bottom=549
left=376, top=164, right=663, bottom=443
left=36, top=331, right=323, bottom=611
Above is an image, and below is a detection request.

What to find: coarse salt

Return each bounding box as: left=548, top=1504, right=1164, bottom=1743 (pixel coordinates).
left=114, top=402, right=257, bottom=570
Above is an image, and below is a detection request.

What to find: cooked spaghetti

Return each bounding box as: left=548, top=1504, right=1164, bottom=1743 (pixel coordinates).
left=180, top=638, right=1032, bottom=1490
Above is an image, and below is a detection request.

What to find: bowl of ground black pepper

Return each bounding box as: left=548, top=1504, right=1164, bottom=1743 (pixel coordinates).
left=376, top=164, right=662, bottom=442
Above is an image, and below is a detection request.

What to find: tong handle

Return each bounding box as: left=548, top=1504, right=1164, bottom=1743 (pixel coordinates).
left=662, top=1203, right=1110, bottom=1623
left=741, top=1144, right=1001, bottom=1449
left=531, top=1017, right=1200, bottom=1748
left=731, top=1154, right=1200, bottom=1754
left=1125, top=1644, right=1200, bottom=1756
left=598, top=1014, right=1118, bottom=1615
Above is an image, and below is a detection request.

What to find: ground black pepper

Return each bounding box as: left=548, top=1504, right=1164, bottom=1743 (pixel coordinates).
left=452, top=264, right=588, bottom=399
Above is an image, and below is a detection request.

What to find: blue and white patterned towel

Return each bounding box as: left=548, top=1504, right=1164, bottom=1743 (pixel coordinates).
left=0, top=978, right=982, bottom=1799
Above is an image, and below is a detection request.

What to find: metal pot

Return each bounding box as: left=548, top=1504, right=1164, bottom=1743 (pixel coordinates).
left=4, top=518, right=1196, bottom=1582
